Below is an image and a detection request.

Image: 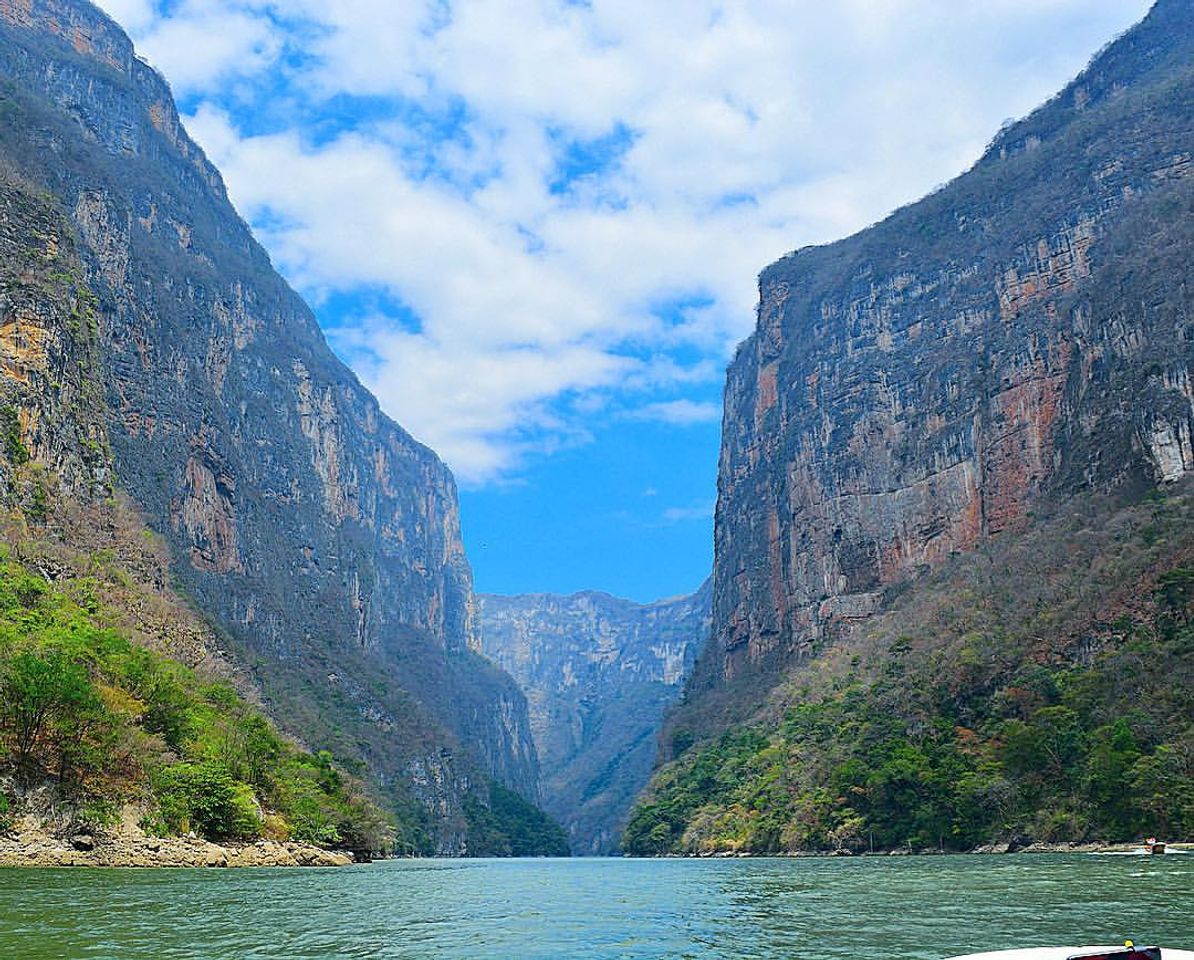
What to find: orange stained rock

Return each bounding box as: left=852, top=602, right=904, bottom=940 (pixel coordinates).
left=0, top=316, right=51, bottom=384
left=755, top=362, right=779, bottom=427
left=71, top=23, right=90, bottom=56
left=997, top=219, right=1095, bottom=321
left=0, top=0, right=33, bottom=27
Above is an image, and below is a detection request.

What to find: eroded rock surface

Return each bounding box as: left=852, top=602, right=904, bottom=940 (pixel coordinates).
left=0, top=817, right=354, bottom=867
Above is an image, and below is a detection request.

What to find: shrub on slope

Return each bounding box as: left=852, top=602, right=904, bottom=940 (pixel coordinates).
left=0, top=552, right=392, bottom=854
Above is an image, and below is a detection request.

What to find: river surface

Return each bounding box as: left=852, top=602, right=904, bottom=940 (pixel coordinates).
left=0, top=854, right=1190, bottom=959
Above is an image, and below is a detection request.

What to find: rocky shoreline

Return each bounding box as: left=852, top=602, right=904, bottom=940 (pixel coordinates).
left=667, top=840, right=1193, bottom=859
left=5, top=827, right=1188, bottom=865
left=969, top=841, right=1159, bottom=855
left=0, top=823, right=355, bottom=868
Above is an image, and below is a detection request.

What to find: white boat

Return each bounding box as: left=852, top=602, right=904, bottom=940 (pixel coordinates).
left=949, top=949, right=1194, bottom=960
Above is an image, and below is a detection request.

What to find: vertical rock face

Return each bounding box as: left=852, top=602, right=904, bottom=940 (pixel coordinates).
left=479, top=581, right=711, bottom=854
left=0, top=180, right=110, bottom=501
left=0, top=0, right=541, bottom=848
left=677, top=0, right=1194, bottom=739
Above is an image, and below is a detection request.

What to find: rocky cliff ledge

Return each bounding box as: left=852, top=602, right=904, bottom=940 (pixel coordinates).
left=674, top=0, right=1194, bottom=741
left=479, top=583, right=710, bottom=854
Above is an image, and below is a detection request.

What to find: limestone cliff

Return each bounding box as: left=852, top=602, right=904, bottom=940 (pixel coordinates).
left=479, top=582, right=710, bottom=854
left=671, top=0, right=1194, bottom=743
left=0, top=0, right=544, bottom=852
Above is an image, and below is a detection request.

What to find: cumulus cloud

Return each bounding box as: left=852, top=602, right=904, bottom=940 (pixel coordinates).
left=95, top=0, right=155, bottom=33
left=96, top=0, right=1153, bottom=483
left=99, top=0, right=281, bottom=93
left=331, top=321, right=630, bottom=480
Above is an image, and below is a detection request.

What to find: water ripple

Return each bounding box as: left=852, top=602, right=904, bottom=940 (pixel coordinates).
left=0, top=855, right=1189, bottom=959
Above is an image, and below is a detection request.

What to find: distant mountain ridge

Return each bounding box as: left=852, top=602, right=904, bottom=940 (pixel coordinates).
left=0, top=0, right=558, bottom=854
left=479, top=582, right=710, bottom=854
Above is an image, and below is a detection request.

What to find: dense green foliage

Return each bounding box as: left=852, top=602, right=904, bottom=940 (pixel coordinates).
left=463, top=780, right=570, bottom=857
left=0, top=554, right=392, bottom=852
left=627, top=494, right=1194, bottom=855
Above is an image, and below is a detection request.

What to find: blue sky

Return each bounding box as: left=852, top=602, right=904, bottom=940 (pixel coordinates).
left=96, top=0, right=1152, bottom=602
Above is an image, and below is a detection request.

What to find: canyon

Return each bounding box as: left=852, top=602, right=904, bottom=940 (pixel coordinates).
left=1, top=0, right=1190, bottom=862
left=479, top=583, right=710, bottom=854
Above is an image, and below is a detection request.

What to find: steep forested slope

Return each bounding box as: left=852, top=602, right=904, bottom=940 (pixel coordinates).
left=628, top=485, right=1194, bottom=853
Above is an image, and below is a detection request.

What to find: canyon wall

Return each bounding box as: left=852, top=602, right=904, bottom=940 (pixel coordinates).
left=0, top=0, right=542, bottom=852
left=0, top=178, right=111, bottom=502
left=671, top=0, right=1194, bottom=743
left=479, top=582, right=710, bottom=854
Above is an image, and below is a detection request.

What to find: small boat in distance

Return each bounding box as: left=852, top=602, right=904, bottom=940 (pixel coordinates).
left=1145, top=837, right=1167, bottom=855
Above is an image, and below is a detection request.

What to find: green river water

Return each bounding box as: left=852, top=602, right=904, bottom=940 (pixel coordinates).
left=0, top=854, right=1189, bottom=959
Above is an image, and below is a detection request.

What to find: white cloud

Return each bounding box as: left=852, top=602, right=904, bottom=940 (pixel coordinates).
left=94, top=0, right=155, bottom=34
left=626, top=400, right=722, bottom=426
left=332, top=321, right=630, bottom=480
left=96, top=0, right=1154, bottom=483
left=97, top=0, right=280, bottom=93
left=662, top=502, right=716, bottom=524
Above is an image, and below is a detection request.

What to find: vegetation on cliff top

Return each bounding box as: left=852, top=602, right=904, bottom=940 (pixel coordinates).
left=626, top=487, right=1194, bottom=855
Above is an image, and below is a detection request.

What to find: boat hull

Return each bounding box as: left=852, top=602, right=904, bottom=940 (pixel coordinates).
left=949, top=950, right=1194, bottom=960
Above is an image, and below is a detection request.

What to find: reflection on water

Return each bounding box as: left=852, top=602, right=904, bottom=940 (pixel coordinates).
left=0, top=854, right=1189, bottom=959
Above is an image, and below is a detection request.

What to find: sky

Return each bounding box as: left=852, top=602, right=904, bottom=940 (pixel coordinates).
left=93, top=0, right=1153, bottom=603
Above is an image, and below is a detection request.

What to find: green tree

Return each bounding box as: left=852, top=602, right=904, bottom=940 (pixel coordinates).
left=1, top=651, right=99, bottom=775
left=152, top=762, right=261, bottom=840
left=1156, top=569, right=1194, bottom=628
left=1128, top=746, right=1192, bottom=839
